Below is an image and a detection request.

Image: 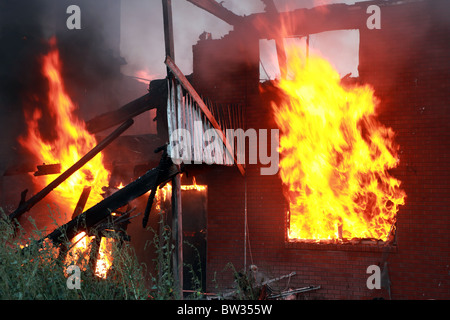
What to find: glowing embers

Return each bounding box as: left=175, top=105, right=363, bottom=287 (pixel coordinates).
left=271, top=46, right=406, bottom=243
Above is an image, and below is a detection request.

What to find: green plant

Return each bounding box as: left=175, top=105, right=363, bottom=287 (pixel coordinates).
left=145, top=212, right=205, bottom=300
left=183, top=240, right=204, bottom=299
left=220, top=262, right=260, bottom=300
left=0, top=209, right=150, bottom=300
left=146, top=213, right=177, bottom=299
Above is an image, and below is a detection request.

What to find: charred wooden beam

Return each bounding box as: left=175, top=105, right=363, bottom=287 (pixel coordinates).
left=186, top=0, right=243, bottom=26
left=172, top=172, right=183, bottom=298
left=142, top=145, right=168, bottom=228
left=72, top=186, right=92, bottom=220
left=240, top=0, right=400, bottom=39
left=38, top=157, right=180, bottom=246
left=162, top=0, right=175, bottom=61
left=9, top=119, right=134, bottom=222
left=85, top=79, right=168, bottom=135
left=34, top=163, right=61, bottom=176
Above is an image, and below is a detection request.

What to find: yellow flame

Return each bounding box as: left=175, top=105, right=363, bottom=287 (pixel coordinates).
left=272, top=46, right=406, bottom=241
left=18, top=37, right=114, bottom=276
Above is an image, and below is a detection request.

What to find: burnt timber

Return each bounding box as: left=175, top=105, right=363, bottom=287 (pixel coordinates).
left=39, top=152, right=180, bottom=246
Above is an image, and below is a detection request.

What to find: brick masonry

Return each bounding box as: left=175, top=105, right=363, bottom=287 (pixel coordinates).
left=192, top=0, right=449, bottom=299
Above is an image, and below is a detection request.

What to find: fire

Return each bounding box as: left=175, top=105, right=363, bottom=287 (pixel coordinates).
left=18, top=37, right=114, bottom=277
left=151, top=176, right=207, bottom=211
left=271, top=46, right=406, bottom=242
left=94, top=237, right=115, bottom=278
left=19, top=38, right=110, bottom=212
left=181, top=177, right=207, bottom=192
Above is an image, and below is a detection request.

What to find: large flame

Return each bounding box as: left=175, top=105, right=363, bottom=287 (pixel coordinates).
left=19, top=38, right=110, bottom=211
left=18, top=38, right=113, bottom=277
left=272, top=47, right=406, bottom=242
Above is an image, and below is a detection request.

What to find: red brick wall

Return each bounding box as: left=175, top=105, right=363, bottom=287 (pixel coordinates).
left=357, top=0, right=450, bottom=299
left=192, top=0, right=449, bottom=299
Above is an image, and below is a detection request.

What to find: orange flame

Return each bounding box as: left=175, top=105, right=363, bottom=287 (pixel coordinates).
left=94, top=237, right=115, bottom=278
left=181, top=177, right=207, bottom=192
left=18, top=37, right=114, bottom=276
left=272, top=46, right=406, bottom=242
left=19, top=38, right=110, bottom=212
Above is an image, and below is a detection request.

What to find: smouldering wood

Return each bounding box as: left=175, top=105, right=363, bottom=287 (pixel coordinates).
left=85, top=93, right=154, bottom=134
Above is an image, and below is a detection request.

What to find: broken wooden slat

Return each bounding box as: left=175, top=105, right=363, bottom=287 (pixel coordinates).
left=72, top=186, right=92, bottom=220
left=8, top=119, right=134, bottom=222
left=165, top=56, right=245, bottom=176
left=142, top=146, right=168, bottom=228
left=242, top=0, right=389, bottom=39
left=162, top=0, right=175, bottom=62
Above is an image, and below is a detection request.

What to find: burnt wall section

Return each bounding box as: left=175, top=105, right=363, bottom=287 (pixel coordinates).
left=193, top=0, right=449, bottom=299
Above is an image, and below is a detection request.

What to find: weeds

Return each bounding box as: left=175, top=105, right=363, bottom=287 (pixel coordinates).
left=222, top=262, right=260, bottom=300
left=0, top=209, right=147, bottom=300
left=0, top=207, right=206, bottom=300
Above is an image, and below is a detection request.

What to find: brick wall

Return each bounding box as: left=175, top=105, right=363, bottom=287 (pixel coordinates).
left=192, top=0, right=449, bottom=299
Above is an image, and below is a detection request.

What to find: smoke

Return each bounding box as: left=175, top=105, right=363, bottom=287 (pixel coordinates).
left=120, top=0, right=269, bottom=79
left=0, top=0, right=126, bottom=176
left=0, top=1, right=51, bottom=172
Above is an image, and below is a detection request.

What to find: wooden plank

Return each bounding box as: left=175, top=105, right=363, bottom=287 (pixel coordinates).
left=165, top=56, right=245, bottom=176
left=242, top=0, right=395, bottom=39
left=85, top=93, right=154, bottom=134
left=171, top=173, right=183, bottom=299
left=162, top=0, right=183, bottom=300
left=186, top=0, right=243, bottom=25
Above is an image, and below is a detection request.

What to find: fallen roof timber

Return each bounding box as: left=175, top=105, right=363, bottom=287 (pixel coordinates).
left=39, top=156, right=180, bottom=246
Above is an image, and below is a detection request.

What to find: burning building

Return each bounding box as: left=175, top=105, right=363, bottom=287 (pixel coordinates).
left=0, top=0, right=449, bottom=300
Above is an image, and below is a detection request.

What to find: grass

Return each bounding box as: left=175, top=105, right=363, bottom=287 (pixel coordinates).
left=0, top=208, right=153, bottom=300
left=0, top=208, right=204, bottom=300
